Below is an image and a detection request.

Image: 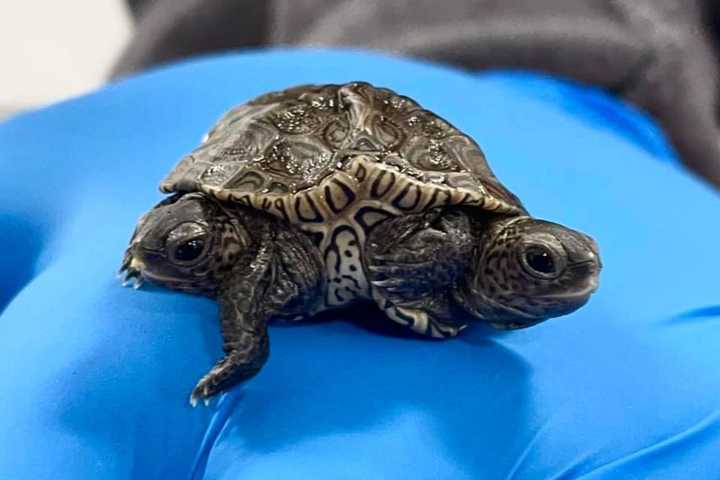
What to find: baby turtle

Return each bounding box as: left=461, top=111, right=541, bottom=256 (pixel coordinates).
left=121, top=82, right=601, bottom=405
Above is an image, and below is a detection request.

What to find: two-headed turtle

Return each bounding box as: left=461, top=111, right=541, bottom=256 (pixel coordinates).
left=121, top=82, right=601, bottom=405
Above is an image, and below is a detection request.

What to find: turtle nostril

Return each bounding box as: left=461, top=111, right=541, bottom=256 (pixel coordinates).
left=579, top=234, right=601, bottom=266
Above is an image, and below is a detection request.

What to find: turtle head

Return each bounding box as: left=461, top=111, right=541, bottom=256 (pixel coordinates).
left=454, top=216, right=601, bottom=329
left=120, top=193, right=248, bottom=295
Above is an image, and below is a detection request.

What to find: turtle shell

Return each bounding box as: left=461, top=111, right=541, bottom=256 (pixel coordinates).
left=160, top=82, right=526, bottom=227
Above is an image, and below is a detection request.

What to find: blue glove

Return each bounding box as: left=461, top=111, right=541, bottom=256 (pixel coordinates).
left=1, top=50, right=718, bottom=479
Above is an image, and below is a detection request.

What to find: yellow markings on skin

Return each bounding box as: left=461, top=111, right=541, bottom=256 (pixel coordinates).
left=324, top=227, right=367, bottom=307
left=198, top=155, right=521, bottom=312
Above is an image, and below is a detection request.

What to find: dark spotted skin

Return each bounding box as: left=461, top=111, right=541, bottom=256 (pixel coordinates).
left=366, top=208, right=474, bottom=338
left=452, top=216, right=601, bottom=327
left=191, top=214, right=324, bottom=403
left=121, top=193, right=249, bottom=296
left=365, top=208, right=601, bottom=335
left=124, top=196, right=325, bottom=405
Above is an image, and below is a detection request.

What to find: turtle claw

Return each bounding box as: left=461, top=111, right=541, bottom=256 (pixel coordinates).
left=118, top=254, right=144, bottom=289
left=189, top=375, right=216, bottom=408
left=188, top=396, right=212, bottom=408
left=120, top=272, right=143, bottom=289
left=189, top=389, right=203, bottom=408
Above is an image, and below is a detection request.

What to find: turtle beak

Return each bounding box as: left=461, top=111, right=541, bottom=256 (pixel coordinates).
left=118, top=247, right=145, bottom=290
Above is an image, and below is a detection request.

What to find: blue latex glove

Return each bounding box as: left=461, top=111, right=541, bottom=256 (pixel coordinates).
left=1, top=50, right=718, bottom=480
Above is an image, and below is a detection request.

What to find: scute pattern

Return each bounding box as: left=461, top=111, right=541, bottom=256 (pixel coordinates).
left=160, top=82, right=526, bottom=315
left=161, top=82, right=522, bottom=210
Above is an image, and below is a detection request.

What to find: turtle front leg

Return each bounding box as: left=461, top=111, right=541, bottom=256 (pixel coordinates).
left=190, top=227, right=323, bottom=406
left=366, top=208, right=474, bottom=338
left=189, top=246, right=272, bottom=406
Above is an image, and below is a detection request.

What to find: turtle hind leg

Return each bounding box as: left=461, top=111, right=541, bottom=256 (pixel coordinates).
left=374, top=293, right=467, bottom=339
left=366, top=208, right=474, bottom=338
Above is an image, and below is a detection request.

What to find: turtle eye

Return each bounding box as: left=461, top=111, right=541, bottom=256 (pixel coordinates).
left=174, top=238, right=206, bottom=263
left=166, top=221, right=209, bottom=264
left=526, top=246, right=554, bottom=273
left=521, top=244, right=563, bottom=278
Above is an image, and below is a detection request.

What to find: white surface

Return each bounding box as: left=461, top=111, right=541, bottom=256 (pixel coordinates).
left=0, top=1, right=131, bottom=112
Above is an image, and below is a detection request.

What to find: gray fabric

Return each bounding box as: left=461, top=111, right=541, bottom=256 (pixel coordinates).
left=114, top=0, right=269, bottom=73
left=114, top=0, right=720, bottom=187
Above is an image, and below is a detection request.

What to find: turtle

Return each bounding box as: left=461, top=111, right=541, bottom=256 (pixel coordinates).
left=120, top=82, right=601, bottom=405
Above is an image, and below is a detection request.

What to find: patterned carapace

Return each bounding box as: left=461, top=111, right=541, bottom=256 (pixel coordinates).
left=160, top=82, right=526, bottom=311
